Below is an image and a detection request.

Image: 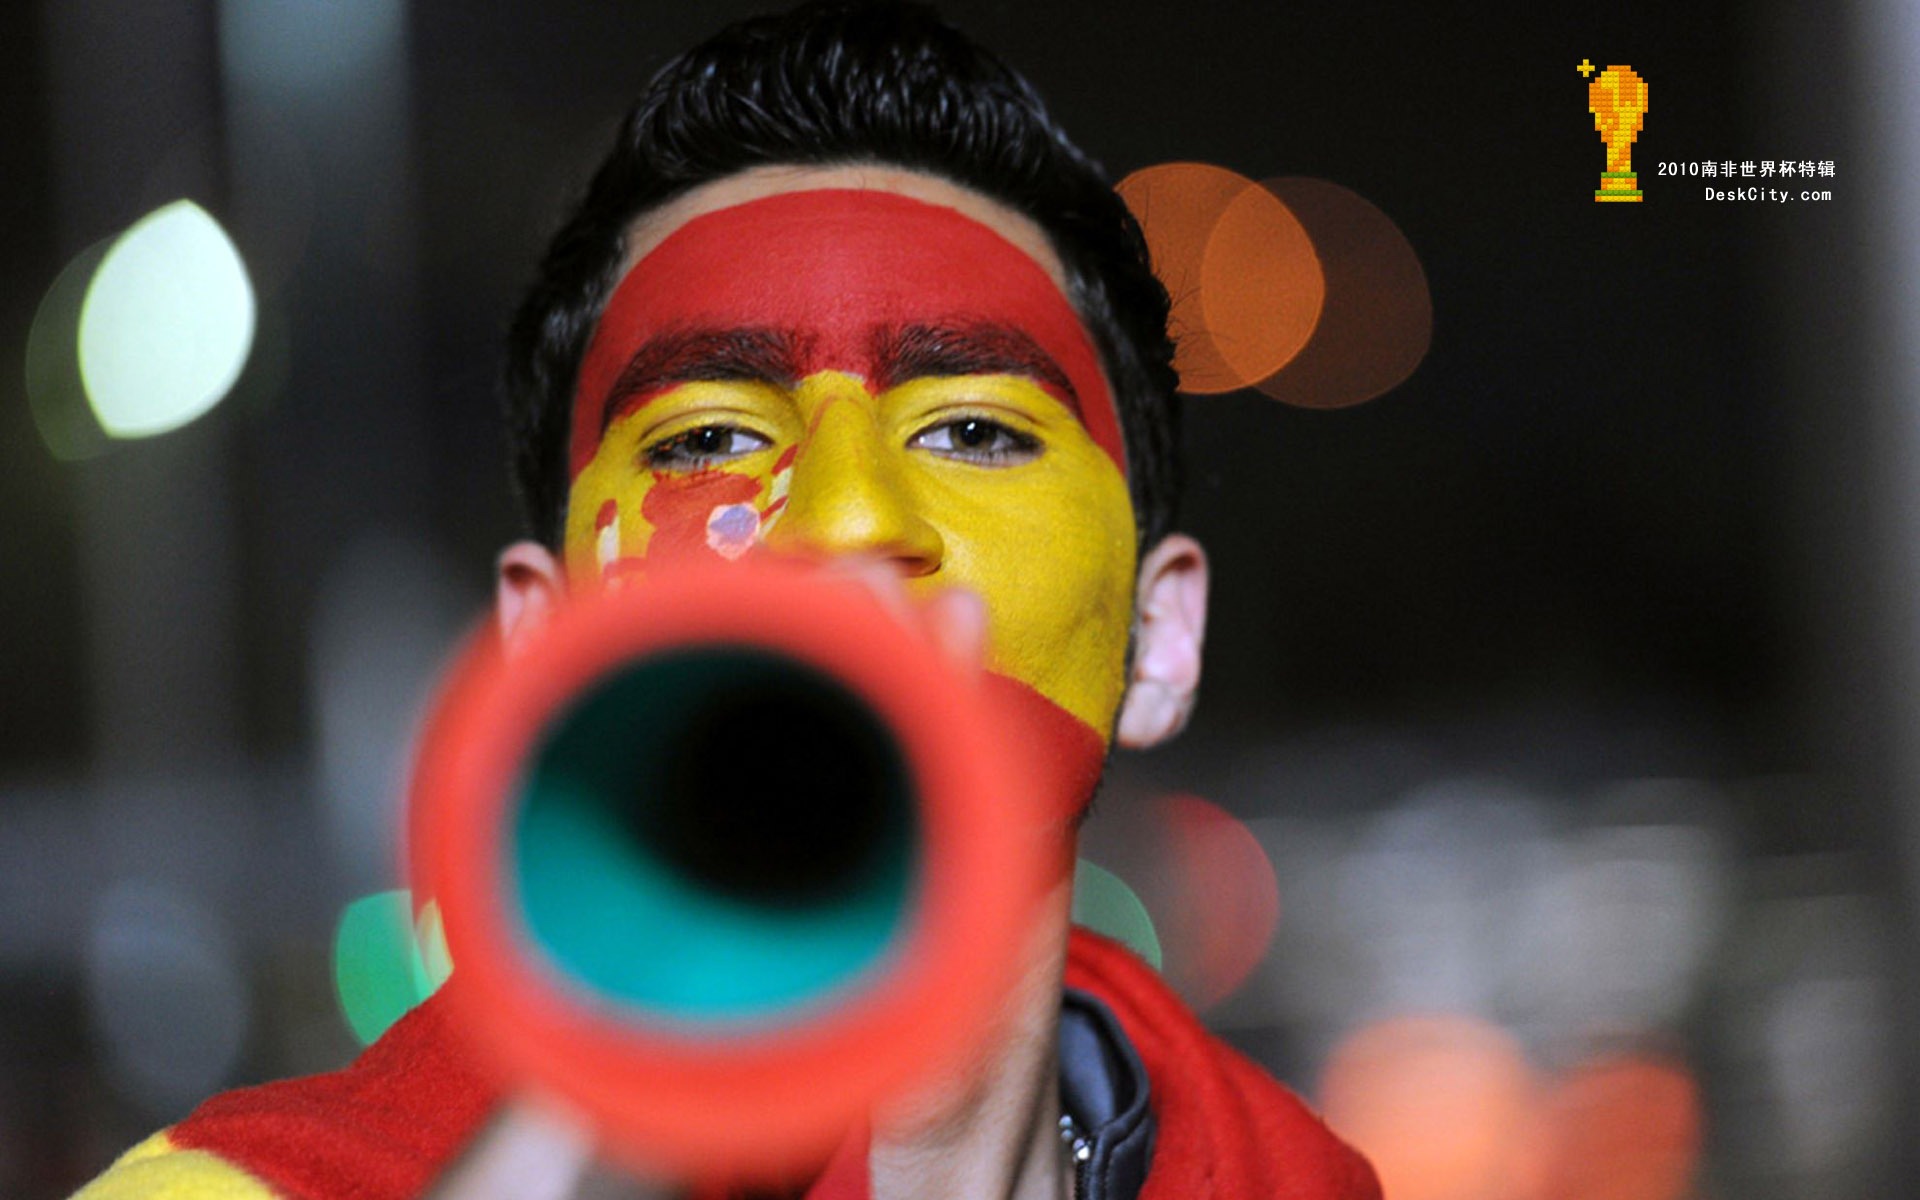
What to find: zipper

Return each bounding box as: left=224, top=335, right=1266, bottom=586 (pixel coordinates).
left=1060, top=1111, right=1092, bottom=1199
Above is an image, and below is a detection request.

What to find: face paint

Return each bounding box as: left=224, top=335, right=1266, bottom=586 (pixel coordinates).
left=570, top=189, right=1124, bottom=478
left=563, top=188, right=1137, bottom=821
left=640, top=467, right=762, bottom=565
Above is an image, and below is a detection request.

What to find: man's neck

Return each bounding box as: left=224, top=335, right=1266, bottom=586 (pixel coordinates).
left=866, top=880, right=1076, bottom=1200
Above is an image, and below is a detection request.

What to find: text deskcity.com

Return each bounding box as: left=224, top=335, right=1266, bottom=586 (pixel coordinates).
left=1703, top=187, right=1833, bottom=202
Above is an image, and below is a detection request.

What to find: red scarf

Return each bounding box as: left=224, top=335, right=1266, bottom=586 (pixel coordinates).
left=170, top=930, right=1377, bottom=1200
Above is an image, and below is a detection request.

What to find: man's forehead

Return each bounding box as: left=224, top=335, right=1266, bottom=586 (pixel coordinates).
left=616, top=164, right=1070, bottom=292
left=592, top=188, right=1092, bottom=376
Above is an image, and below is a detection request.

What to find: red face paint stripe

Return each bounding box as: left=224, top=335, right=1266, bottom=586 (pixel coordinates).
left=571, top=190, right=1124, bottom=480
left=981, top=672, right=1107, bottom=829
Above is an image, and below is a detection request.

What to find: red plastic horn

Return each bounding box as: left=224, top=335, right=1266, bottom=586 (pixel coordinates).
left=407, top=560, right=1055, bottom=1183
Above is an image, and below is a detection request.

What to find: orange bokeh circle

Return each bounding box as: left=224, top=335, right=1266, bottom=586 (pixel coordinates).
left=1320, top=1015, right=1542, bottom=1200
left=1537, top=1053, right=1702, bottom=1200
left=1117, top=162, right=1325, bottom=395
left=1253, top=177, right=1432, bottom=410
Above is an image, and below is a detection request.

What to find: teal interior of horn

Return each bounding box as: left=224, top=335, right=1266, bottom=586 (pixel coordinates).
left=514, top=648, right=918, bottom=1026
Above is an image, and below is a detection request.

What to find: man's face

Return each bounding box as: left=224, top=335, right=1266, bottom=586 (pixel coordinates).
left=561, top=168, right=1139, bottom=814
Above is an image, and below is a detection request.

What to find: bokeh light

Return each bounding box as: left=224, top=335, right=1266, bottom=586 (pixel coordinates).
left=77, top=199, right=255, bottom=439
left=1153, top=793, right=1280, bottom=1010
left=1338, top=780, right=1556, bottom=1019
left=1320, top=1015, right=1541, bottom=1200
left=25, top=237, right=113, bottom=461
left=219, top=0, right=407, bottom=94
left=413, top=897, right=453, bottom=999
left=1117, top=162, right=1431, bottom=406
left=1522, top=815, right=1729, bottom=1036
left=334, top=891, right=452, bottom=1046
left=1198, top=175, right=1324, bottom=391
left=1537, top=1052, right=1702, bottom=1200
left=1071, top=858, right=1163, bottom=969
left=1116, top=162, right=1324, bottom=395
left=333, top=889, right=425, bottom=1046
left=1252, top=177, right=1432, bottom=409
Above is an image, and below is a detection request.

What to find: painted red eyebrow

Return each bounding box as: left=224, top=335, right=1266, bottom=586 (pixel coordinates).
left=599, top=327, right=813, bottom=434
left=870, top=321, right=1081, bottom=415
left=598, top=321, right=1084, bottom=434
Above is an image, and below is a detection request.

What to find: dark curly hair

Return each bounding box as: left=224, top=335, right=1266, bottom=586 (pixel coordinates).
left=502, top=0, right=1181, bottom=553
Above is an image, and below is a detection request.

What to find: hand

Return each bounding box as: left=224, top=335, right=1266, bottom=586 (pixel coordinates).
left=425, top=1098, right=677, bottom=1200
left=819, top=553, right=989, bottom=676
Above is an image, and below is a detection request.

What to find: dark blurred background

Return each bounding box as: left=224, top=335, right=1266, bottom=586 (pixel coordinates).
left=3, top=0, right=1914, bottom=1196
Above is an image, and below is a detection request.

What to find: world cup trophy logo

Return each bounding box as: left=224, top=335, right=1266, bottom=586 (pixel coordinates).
left=1582, top=62, right=1648, bottom=202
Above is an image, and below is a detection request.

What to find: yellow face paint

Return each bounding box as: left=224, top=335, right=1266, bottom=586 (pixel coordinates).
left=565, top=367, right=1137, bottom=735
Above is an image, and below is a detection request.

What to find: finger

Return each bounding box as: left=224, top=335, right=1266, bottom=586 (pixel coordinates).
left=817, top=554, right=918, bottom=627
left=813, top=555, right=987, bottom=671
left=425, top=1098, right=678, bottom=1200
left=425, top=1099, right=592, bottom=1200
left=921, top=586, right=989, bottom=672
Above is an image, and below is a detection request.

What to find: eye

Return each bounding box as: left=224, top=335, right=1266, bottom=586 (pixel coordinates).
left=909, top=417, right=1042, bottom=465
left=645, top=425, right=772, bottom=470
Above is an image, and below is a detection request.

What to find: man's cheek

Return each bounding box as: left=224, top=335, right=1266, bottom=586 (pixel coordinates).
left=936, top=488, right=1136, bottom=731
left=566, top=459, right=790, bottom=584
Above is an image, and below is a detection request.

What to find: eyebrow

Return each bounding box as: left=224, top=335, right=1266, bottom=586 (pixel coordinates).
left=598, top=327, right=811, bottom=433
left=870, top=321, right=1081, bottom=414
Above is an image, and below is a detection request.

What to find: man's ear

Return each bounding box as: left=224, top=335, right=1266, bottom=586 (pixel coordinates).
left=1115, top=534, right=1210, bottom=749
left=496, top=540, right=565, bottom=651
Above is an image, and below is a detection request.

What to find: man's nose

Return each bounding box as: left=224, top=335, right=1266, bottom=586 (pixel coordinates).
left=762, top=384, right=945, bottom=575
